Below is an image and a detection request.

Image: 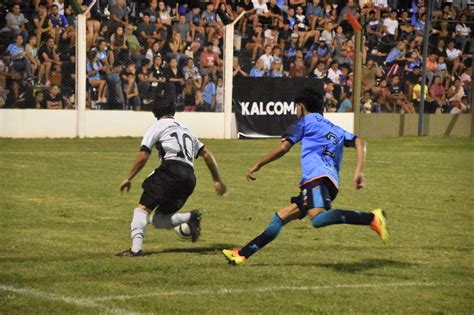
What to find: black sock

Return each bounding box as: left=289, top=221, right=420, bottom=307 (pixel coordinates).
left=239, top=214, right=284, bottom=258
left=311, top=209, right=374, bottom=228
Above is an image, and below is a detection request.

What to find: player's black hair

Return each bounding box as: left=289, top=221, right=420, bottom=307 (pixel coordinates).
left=295, top=88, right=324, bottom=114
left=152, top=98, right=176, bottom=119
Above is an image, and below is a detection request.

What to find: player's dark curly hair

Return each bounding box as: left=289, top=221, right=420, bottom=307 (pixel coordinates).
left=152, top=97, right=176, bottom=119
left=295, top=87, right=324, bottom=114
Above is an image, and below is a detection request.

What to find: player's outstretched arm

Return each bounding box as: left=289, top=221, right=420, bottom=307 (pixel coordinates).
left=199, top=147, right=227, bottom=196
left=246, top=140, right=293, bottom=181
left=119, top=150, right=150, bottom=193
left=352, top=137, right=366, bottom=189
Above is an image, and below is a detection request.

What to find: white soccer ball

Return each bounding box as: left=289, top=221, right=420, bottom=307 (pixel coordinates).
left=174, top=223, right=192, bottom=239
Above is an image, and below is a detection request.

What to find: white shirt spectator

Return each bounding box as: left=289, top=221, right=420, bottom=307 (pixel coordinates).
left=264, top=29, right=279, bottom=46
left=328, top=68, right=342, bottom=84
left=374, top=0, right=388, bottom=8
left=252, top=0, right=269, bottom=14
left=446, top=48, right=461, bottom=60
left=259, top=54, right=275, bottom=72
left=383, top=18, right=398, bottom=35
left=455, top=23, right=471, bottom=37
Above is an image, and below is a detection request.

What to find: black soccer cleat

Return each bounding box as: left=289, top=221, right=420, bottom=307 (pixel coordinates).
left=188, top=210, right=201, bottom=243
left=116, top=249, right=145, bottom=257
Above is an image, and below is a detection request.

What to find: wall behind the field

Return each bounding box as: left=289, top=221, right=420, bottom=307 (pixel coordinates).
left=0, top=110, right=355, bottom=139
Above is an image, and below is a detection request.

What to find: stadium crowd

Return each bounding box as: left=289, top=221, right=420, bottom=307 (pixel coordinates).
left=0, top=0, right=472, bottom=113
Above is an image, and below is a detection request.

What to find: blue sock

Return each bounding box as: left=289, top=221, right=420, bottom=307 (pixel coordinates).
left=311, top=209, right=374, bottom=228
left=239, top=214, right=284, bottom=258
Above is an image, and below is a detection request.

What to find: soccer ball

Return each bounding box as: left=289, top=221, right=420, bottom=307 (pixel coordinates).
left=174, top=223, right=192, bottom=239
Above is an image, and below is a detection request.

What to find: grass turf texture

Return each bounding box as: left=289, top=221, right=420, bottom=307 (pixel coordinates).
left=0, top=137, right=473, bottom=314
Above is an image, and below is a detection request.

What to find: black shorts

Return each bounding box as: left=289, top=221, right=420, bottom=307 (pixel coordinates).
left=139, top=160, right=196, bottom=214
left=291, top=177, right=339, bottom=219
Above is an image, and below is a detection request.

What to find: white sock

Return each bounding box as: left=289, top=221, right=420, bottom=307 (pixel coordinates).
left=131, top=208, right=148, bottom=253
left=152, top=212, right=191, bottom=229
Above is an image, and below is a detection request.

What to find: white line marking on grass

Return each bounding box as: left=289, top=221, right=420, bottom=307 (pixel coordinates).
left=0, top=285, right=136, bottom=315
left=90, top=281, right=465, bottom=302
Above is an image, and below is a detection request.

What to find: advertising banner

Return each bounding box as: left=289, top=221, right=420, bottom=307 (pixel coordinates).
left=233, top=78, right=324, bottom=138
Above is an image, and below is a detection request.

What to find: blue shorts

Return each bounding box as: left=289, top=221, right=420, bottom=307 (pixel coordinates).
left=291, top=177, right=338, bottom=219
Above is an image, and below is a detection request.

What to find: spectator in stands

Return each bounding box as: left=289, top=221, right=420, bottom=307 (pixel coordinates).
left=86, top=50, right=107, bottom=104
left=388, top=75, right=415, bottom=113
left=316, top=39, right=331, bottom=64
left=259, top=45, right=275, bottom=74
left=306, top=0, right=324, bottom=30
left=201, top=74, right=216, bottom=112
left=327, top=61, right=342, bottom=84
left=38, top=37, right=61, bottom=85
left=374, top=79, right=393, bottom=112
left=111, top=26, right=129, bottom=64
left=337, top=90, right=352, bottom=112
left=215, top=76, right=224, bottom=112
left=124, top=72, right=140, bottom=110
left=447, top=78, right=466, bottom=111
left=137, top=59, right=156, bottom=106
left=233, top=57, right=249, bottom=77
left=269, top=60, right=284, bottom=77
left=312, top=61, right=327, bottom=79
left=95, top=39, right=114, bottom=68
left=45, top=84, right=64, bottom=109
left=249, top=0, right=272, bottom=30
left=246, top=24, right=264, bottom=61
left=25, top=35, right=40, bottom=78
left=109, top=0, right=129, bottom=32
left=200, top=42, right=220, bottom=75
left=182, top=58, right=202, bottom=88
left=138, top=13, right=159, bottom=49
left=455, top=14, right=471, bottom=52
left=7, top=34, right=32, bottom=79
left=385, top=41, right=406, bottom=66
left=250, top=59, right=265, bottom=77
left=145, top=41, right=162, bottom=64
left=186, top=5, right=204, bottom=41
left=404, top=65, right=421, bottom=103
left=289, top=57, right=307, bottom=77
left=164, top=58, right=185, bottom=104
left=150, top=55, right=167, bottom=97
left=106, top=62, right=125, bottom=109
left=33, top=4, right=53, bottom=44
left=173, top=14, right=191, bottom=42
left=216, top=2, right=234, bottom=25
left=168, top=32, right=188, bottom=62
left=429, top=76, right=449, bottom=113
left=183, top=77, right=197, bottom=111
left=49, top=4, right=71, bottom=45
left=2, top=3, right=29, bottom=40
left=124, top=24, right=142, bottom=65
left=202, top=2, right=221, bottom=42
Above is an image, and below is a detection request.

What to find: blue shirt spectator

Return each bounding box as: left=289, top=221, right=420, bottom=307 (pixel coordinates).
left=202, top=80, right=216, bottom=105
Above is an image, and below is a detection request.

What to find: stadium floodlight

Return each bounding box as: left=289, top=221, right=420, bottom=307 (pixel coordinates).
left=70, top=0, right=84, bottom=15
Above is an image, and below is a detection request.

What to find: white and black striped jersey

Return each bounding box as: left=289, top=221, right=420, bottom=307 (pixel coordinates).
left=141, top=118, right=204, bottom=167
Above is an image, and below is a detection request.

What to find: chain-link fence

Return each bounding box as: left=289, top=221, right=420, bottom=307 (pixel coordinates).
left=0, top=0, right=471, bottom=113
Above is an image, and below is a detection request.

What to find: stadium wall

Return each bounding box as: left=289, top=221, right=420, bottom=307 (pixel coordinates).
left=0, top=110, right=354, bottom=139
left=358, top=114, right=473, bottom=137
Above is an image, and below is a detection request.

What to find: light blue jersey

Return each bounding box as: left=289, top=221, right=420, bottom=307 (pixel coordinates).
left=283, top=113, right=356, bottom=188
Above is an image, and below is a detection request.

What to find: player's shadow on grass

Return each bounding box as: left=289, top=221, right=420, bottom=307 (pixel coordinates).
left=146, top=243, right=238, bottom=255
left=316, top=259, right=415, bottom=272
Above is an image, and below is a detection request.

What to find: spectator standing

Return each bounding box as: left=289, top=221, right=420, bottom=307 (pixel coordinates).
left=201, top=74, right=216, bottom=111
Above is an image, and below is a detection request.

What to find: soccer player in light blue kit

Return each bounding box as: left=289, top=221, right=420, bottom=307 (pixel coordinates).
left=223, top=88, right=388, bottom=265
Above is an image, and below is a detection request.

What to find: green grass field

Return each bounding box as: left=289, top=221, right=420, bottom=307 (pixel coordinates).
left=0, top=136, right=473, bottom=314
